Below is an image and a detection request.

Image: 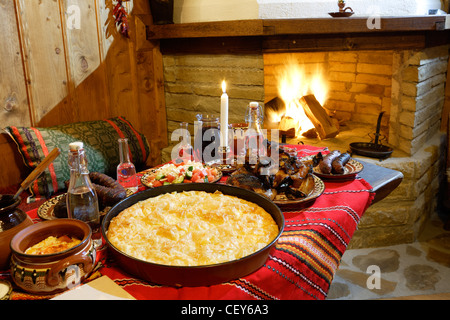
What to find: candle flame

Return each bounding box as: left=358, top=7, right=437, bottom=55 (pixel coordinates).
left=222, top=80, right=226, bottom=93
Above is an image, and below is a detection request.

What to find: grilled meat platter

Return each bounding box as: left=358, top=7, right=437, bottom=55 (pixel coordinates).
left=226, top=143, right=319, bottom=201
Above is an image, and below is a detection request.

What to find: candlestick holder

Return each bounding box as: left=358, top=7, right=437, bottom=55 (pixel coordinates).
left=329, top=0, right=354, bottom=17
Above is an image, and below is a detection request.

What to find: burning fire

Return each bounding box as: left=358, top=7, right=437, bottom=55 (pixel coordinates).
left=268, top=57, right=329, bottom=137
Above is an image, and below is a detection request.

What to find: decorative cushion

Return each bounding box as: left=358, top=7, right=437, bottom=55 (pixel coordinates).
left=5, top=117, right=150, bottom=200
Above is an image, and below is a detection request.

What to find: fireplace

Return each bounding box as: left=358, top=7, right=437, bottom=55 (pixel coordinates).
left=262, top=48, right=448, bottom=157
left=151, top=12, right=450, bottom=248
left=263, top=54, right=338, bottom=140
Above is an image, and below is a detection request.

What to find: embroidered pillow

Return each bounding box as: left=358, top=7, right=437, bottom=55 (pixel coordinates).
left=5, top=117, right=150, bottom=199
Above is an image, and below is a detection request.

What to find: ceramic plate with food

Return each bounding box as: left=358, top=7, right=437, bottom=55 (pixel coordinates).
left=38, top=194, right=67, bottom=220
left=38, top=190, right=134, bottom=221
left=141, top=161, right=222, bottom=188
left=226, top=145, right=324, bottom=208
left=303, top=153, right=363, bottom=179
left=272, top=174, right=325, bottom=207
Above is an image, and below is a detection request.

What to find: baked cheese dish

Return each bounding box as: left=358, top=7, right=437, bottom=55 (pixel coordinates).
left=25, top=235, right=81, bottom=255
left=107, top=191, right=279, bottom=266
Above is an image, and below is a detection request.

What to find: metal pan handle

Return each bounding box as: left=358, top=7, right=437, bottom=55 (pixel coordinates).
left=374, top=111, right=385, bottom=145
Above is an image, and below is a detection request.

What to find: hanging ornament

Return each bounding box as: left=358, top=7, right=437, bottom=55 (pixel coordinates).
left=113, top=0, right=130, bottom=38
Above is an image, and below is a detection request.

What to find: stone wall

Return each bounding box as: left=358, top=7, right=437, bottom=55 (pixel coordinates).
left=390, top=46, right=449, bottom=156
left=326, top=51, right=393, bottom=132
left=346, top=47, right=448, bottom=247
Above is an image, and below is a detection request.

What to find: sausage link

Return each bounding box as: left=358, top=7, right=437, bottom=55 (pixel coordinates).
left=89, top=172, right=123, bottom=190
left=88, top=172, right=127, bottom=206
left=319, top=150, right=340, bottom=174
left=92, top=183, right=127, bottom=206
left=331, top=153, right=351, bottom=174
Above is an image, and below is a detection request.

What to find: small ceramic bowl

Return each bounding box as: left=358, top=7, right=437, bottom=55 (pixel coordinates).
left=10, top=219, right=96, bottom=295
left=0, top=195, right=33, bottom=270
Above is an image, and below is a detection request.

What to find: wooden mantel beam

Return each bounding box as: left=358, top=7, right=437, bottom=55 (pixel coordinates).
left=146, top=16, right=450, bottom=54
left=262, top=16, right=448, bottom=35
left=147, top=16, right=448, bottom=40
left=147, top=19, right=264, bottom=39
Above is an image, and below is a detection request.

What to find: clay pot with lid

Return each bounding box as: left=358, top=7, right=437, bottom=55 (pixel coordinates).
left=10, top=219, right=96, bottom=295
left=0, top=195, right=33, bottom=270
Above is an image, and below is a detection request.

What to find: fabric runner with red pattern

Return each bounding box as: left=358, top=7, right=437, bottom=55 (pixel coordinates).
left=2, top=144, right=374, bottom=300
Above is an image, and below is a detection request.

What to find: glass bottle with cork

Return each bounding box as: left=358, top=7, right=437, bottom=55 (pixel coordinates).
left=66, top=141, right=100, bottom=244
left=117, top=138, right=138, bottom=193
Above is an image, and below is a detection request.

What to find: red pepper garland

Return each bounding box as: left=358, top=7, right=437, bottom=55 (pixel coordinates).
left=113, top=0, right=129, bottom=38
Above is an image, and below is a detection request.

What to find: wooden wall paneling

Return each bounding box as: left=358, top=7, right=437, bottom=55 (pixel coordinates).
left=132, top=2, right=168, bottom=166
left=98, top=0, right=139, bottom=124
left=0, top=0, right=30, bottom=128
left=63, top=0, right=101, bottom=87
left=0, top=0, right=169, bottom=189
left=0, top=0, right=29, bottom=189
left=16, top=0, right=71, bottom=126
left=96, top=0, right=168, bottom=166
left=61, top=0, right=110, bottom=122
left=135, top=46, right=168, bottom=166
left=94, top=0, right=114, bottom=118
left=126, top=24, right=142, bottom=133
left=96, top=0, right=114, bottom=60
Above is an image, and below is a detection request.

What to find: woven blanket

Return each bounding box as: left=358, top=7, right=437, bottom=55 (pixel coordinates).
left=3, top=145, right=374, bottom=300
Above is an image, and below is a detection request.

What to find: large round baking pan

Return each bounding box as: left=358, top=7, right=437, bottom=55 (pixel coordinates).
left=101, top=183, right=284, bottom=287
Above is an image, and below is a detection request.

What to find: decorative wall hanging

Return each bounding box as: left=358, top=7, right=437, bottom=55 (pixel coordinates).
left=113, top=0, right=130, bottom=37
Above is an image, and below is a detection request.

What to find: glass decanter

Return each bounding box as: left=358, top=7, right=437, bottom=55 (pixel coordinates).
left=117, top=138, right=138, bottom=193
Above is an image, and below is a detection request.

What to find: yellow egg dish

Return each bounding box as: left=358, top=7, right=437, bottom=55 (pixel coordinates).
left=25, top=235, right=81, bottom=255
left=107, top=191, right=279, bottom=266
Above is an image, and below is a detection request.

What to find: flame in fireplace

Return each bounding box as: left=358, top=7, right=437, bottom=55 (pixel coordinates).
left=270, top=57, right=328, bottom=137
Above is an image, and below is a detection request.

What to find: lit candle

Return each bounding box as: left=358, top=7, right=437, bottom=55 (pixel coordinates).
left=220, top=80, right=229, bottom=148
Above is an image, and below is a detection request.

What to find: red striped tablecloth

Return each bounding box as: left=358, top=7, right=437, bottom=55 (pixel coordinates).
left=4, top=144, right=374, bottom=300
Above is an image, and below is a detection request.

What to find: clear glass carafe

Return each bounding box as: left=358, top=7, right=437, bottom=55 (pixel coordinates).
left=66, top=142, right=100, bottom=244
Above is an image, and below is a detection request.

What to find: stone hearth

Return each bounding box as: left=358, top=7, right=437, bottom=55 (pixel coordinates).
left=289, top=125, right=446, bottom=249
